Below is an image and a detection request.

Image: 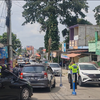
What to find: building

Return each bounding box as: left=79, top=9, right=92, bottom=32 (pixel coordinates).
left=66, top=24, right=100, bottom=63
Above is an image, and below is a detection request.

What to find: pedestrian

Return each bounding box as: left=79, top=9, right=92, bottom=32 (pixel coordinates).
left=69, top=61, right=79, bottom=89
left=68, top=62, right=72, bottom=89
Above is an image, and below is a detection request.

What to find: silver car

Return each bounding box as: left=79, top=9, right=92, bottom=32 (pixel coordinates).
left=21, top=64, right=56, bottom=92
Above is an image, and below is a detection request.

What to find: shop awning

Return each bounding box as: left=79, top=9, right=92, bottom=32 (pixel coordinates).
left=36, top=53, right=40, bottom=57
left=67, top=53, right=81, bottom=57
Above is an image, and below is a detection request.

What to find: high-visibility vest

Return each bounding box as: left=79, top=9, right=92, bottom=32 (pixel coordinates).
left=70, top=64, right=79, bottom=74
left=0, top=66, right=2, bottom=76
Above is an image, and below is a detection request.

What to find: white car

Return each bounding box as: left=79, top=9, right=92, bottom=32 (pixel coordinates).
left=68, top=63, right=100, bottom=87
left=48, top=63, right=61, bottom=76
left=29, top=59, right=36, bottom=65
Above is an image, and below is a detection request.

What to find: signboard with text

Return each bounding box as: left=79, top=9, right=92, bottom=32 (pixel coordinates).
left=62, top=43, right=66, bottom=52
left=61, top=53, right=70, bottom=59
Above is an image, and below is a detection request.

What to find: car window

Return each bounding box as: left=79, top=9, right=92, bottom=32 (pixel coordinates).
left=50, top=64, right=59, bottom=68
left=2, top=70, right=17, bottom=80
left=22, top=66, right=45, bottom=73
left=79, top=64, right=98, bottom=70
left=47, top=66, right=53, bottom=74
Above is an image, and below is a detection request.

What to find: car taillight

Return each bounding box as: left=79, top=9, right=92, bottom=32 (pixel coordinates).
left=20, top=73, right=23, bottom=79
left=44, top=72, right=48, bottom=78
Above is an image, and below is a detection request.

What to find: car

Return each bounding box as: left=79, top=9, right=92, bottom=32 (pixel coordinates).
left=20, top=64, right=56, bottom=92
left=0, top=69, right=33, bottom=100
left=29, top=59, right=36, bottom=65
left=68, top=62, right=100, bottom=87
left=17, top=59, right=25, bottom=64
left=48, top=63, right=61, bottom=76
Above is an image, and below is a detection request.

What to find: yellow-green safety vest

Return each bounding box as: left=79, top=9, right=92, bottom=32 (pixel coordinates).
left=69, top=64, right=79, bottom=74
left=0, top=66, right=2, bottom=76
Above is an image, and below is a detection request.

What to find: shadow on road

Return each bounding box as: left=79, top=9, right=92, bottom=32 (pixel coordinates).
left=33, top=86, right=60, bottom=93
left=79, top=84, right=100, bottom=88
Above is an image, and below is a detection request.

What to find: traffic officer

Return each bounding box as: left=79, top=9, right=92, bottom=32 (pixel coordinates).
left=0, top=65, right=2, bottom=78
left=69, top=61, right=79, bottom=89
left=0, top=64, right=7, bottom=78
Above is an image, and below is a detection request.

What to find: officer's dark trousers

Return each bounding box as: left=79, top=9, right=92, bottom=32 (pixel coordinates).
left=70, top=73, right=77, bottom=89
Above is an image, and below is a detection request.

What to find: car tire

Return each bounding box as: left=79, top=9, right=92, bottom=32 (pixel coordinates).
left=78, top=77, right=83, bottom=86
left=20, top=88, right=30, bottom=100
left=52, top=80, right=56, bottom=88
left=68, top=74, right=71, bottom=83
left=47, top=83, right=51, bottom=92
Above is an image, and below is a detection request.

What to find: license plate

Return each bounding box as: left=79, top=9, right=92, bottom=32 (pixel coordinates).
left=92, top=78, right=99, bottom=81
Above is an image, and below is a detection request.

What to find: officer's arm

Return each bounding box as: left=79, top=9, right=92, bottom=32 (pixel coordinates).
left=68, top=65, right=72, bottom=70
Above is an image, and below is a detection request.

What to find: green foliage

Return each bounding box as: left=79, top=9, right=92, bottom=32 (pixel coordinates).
left=22, top=0, right=88, bottom=51
left=77, top=19, right=93, bottom=25
left=0, top=32, right=21, bottom=51
left=93, top=5, right=100, bottom=25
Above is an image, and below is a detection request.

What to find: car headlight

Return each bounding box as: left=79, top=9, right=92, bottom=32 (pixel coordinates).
left=82, top=72, right=89, bottom=76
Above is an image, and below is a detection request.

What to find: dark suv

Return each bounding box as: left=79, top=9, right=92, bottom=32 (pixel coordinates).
left=0, top=70, right=33, bottom=100
left=21, top=64, right=56, bottom=92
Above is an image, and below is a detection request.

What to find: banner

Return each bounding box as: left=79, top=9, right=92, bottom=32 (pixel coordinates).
left=0, top=46, right=8, bottom=59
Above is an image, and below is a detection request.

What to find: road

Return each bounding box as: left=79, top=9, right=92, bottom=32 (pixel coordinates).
left=30, top=69, right=100, bottom=100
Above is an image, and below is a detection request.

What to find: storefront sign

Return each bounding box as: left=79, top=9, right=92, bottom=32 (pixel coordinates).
left=61, top=53, right=70, bottom=59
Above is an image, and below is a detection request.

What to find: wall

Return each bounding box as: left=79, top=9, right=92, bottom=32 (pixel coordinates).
left=78, top=25, right=86, bottom=46
left=79, top=56, right=90, bottom=62
left=97, top=55, right=100, bottom=61
left=70, top=28, right=74, bottom=40
left=74, top=27, right=78, bottom=36
left=78, top=25, right=100, bottom=46
left=73, top=56, right=79, bottom=63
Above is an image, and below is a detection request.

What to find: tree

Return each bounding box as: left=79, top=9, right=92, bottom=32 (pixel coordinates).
left=0, top=32, right=21, bottom=51
left=93, top=5, right=100, bottom=25
left=22, top=0, right=88, bottom=51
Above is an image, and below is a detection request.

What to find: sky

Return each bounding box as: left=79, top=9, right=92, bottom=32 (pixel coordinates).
left=0, top=0, right=100, bottom=50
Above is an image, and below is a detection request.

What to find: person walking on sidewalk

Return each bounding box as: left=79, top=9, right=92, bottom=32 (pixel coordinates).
left=69, top=61, right=79, bottom=89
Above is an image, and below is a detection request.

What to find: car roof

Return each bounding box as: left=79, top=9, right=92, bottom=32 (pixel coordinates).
left=48, top=63, right=59, bottom=64
left=24, top=64, right=44, bottom=67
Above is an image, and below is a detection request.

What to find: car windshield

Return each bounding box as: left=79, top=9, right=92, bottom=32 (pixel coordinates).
left=22, top=66, right=45, bottom=73
left=79, top=64, right=98, bottom=70
left=50, top=64, right=59, bottom=68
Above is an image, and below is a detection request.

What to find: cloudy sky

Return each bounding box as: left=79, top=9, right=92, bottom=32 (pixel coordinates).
left=0, top=0, right=100, bottom=49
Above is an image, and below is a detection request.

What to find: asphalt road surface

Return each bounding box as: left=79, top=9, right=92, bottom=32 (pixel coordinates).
left=30, top=74, right=100, bottom=100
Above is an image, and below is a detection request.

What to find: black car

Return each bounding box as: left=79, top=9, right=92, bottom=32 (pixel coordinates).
left=0, top=69, right=33, bottom=100
left=21, top=64, right=56, bottom=92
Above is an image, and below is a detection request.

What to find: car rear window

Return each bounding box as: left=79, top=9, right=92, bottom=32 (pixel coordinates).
left=22, top=66, right=45, bottom=73
left=79, top=64, right=98, bottom=70
left=50, top=64, right=59, bottom=68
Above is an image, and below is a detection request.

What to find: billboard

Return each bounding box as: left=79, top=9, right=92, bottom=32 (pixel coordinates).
left=0, top=46, right=8, bottom=59
left=26, top=46, right=34, bottom=51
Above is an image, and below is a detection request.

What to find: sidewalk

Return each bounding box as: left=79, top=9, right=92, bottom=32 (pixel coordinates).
left=51, top=74, right=100, bottom=100
left=62, top=68, right=68, bottom=76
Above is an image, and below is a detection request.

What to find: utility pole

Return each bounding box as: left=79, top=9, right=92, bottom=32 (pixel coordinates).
left=48, top=37, right=52, bottom=61
left=5, top=0, right=13, bottom=69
